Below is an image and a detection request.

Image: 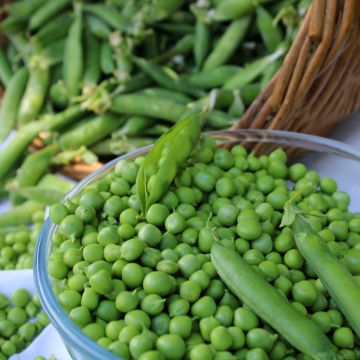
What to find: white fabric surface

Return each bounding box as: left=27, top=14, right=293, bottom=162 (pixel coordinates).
left=0, top=113, right=359, bottom=359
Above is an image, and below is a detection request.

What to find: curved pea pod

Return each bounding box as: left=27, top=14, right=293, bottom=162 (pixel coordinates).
left=203, top=17, right=251, bottom=71
left=33, top=11, right=73, bottom=47
left=133, top=57, right=204, bottom=98
left=63, top=6, right=83, bottom=98
left=0, top=201, right=44, bottom=227
left=12, top=144, right=58, bottom=204
left=142, top=0, right=186, bottom=23
left=289, top=213, right=360, bottom=339
left=83, top=4, right=130, bottom=31
left=113, top=116, right=156, bottom=138
left=17, top=56, right=50, bottom=127
left=16, top=145, right=57, bottom=189
left=58, top=113, right=125, bottom=150
left=137, top=109, right=205, bottom=212
left=29, top=0, right=71, bottom=31
left=86, top=14, right=112, bottom=40
left=0, top=47, right=13, bottom=86
left=0, top=105, right=83, bottom=180
left=38, top=174, right=74, bottom=194
left=100, top=41, right=115, bottom=75
left=83, top=30, right=101, bottom=87
left=0, top=68, right=29, bottom=142
left=256, top=6, right=283, bottom=52
left=211, top=243, right=337, bottom=360
left=185, top=66, right=241, bottom=89
left=223, top=48, right=285, bottom=90
left=110, top=94, right=186, bottom=123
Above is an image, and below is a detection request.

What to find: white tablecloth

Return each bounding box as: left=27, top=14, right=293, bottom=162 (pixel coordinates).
left=1, top=112, right=359, bottom=359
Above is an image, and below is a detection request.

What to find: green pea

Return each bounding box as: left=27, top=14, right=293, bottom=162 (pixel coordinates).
left=189, top=343, right=214, bottom=360
left=234, top=308, right=259, bottom=331
left=193, top=171, right=216, bottom=192
left=143, top=271, right=173, bottom=296
left=122, top=263, right=145, bottom=288
left=333, top=327, right=354, bottom=348
left=292, top=280, right=319, bottom=306
left=165, top=212, right=186, bottom=234
left=89, top=270, right=113, bottom=295
left=191, top=296, right=216, bottom=318
left=7, top=307, right=28, bottom=326
left=50, top=204, right=69, bottom=224
left=199, top=316, right=221, bottom=341
left=210, top=326, right=233, bottom=351
left=156, top=334, right=186, bottom=360
left=180, top=280, right=201, bottom=303
left=69, top=306, right=92, bottom=327
left=81, top=287, right=99, bottom=311
left=139, top=224, right=162, bottom=247
left=141, top=294, right=165, bottom=316
left=169, top=315, right=192, bottom=338
left=246, top=328, right=277, bottom=351
left=342, top=248, right=360, bottom=275
left=58, top=289, right=81, bottom=310
left=97, top=227, right=120, bottom=246
left=129, top=333, right=154, bottom=359
left=178, top=254, right=201, bottom=278
left=236, top=218, right=262, bottom=240
left=121, top=238, right=145, bottom=261
left=168, top=298, right=190, bottom=317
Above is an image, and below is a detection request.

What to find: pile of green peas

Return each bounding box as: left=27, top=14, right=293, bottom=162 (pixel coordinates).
left=0, top=289, right=49, bottom=359
left=0, top=210, right=45, bottom=270
left=48, top=136, right=360, bottom=359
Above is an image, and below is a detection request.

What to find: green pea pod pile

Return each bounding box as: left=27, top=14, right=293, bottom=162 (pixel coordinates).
left=137, top=109, right=205, bottom=213
left=0, top=0, right=310, bottom=177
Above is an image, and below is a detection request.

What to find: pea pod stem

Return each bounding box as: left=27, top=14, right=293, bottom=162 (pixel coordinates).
left=211, top=243, right=337, bottom=360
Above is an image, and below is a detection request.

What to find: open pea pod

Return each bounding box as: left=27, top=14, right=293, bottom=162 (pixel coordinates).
left=136, top=109, right=205, bottom=213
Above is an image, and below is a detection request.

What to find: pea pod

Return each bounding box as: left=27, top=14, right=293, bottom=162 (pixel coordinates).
left=83, top=30, right=101, bottom=87
left=100, top=41, right=115, bottom=75
left=91, top=137, right=154, bottom=156
left=110, top=94, right=186, bottom=122
left=33, top=11, right=73, bottom=47
left=114, top=73, right=153, bottom=94
left=63, top=5, right=83, bottom=98
left=142, top=124, right=170, bottom=137
left=58, top=113, right=125, bottom=150
left=283, top=204, right=360, bottom=339
left=0, top=68, right=29, bottom=142
left=86, top=14, right=112, bottom=40
left=38, top=174, right=74, bottom=194
left=241, top=83, right=261, bottom=106
left=211, top=243, right=337, bottom=360
left=16, top=145, right=57, bottom=190
left=203, top=16, right=251, bottom=71
left=136, top=109, right=205, bottom=212
left=256, top=6, right=283, bottom=52
left=4, top=0, right=46, bottom=18
left=0, top=16, right=27, bottom=35
left=194, top=19, right=210, bottom=69
left=184, top=66, right=241, bottom=89
left=49, top=80, right=69, bottom=109
left=0, top=201, right=44, bottom=227
left=29, top=0, right=71, bottom=31
left=143, top=0, right=186, bottom=23
left=9, top=186, right=66, bottom=206
left=41, top=39, right=66, bottom=66
left=156, top=23, right=194, bottom=35
left=152, top=34, right=194, bottom=63
left=133, top=57, right=204, bottom=98
left=17, top=56, right=50, bottom=127
left=138, top=87, right=192, bottom=105
left=0, top=47, right=13, bottom=86
left=113, top=116, right=156, bottom=138
left=0, top=105, right=83, bottom=180
left=223, top=48, right=285, bottom=90
left=215, top=0, right=274, bottom=21
left=83, top=4, right=130, bottom=31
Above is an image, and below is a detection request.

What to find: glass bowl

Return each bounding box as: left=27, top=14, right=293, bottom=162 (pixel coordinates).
left=34, top=129, right=360, bottom=360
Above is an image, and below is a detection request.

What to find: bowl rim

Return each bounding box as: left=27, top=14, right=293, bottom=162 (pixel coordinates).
left=34, top=129, right=360, bottom=359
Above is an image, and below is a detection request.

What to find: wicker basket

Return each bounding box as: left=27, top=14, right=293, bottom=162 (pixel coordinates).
left=234, top=0, right=360, bottom=136
left=1, top=0, right=360, bottom=178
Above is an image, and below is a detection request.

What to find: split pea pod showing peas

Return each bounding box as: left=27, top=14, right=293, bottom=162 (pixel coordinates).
left=17, top=56, right=50, bottom=127
left=58, top=113, right=126, bottom=150
left=0, top=68, right=29, bottom=142
left=291, top=214, right=360, bottom=339
left=63, top=4, right=83, bottom=98
left=211, top=243, right=337, bottom=359
left=28, top=0, right=71, bottom=31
